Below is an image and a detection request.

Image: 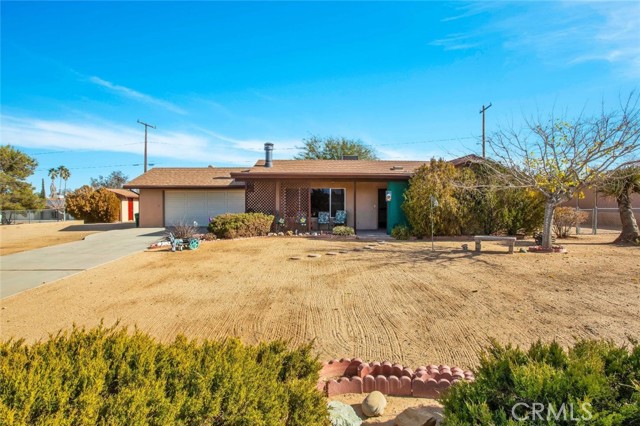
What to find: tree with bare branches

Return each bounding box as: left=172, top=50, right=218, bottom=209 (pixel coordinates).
left=486, top=94, right=640, bottom=249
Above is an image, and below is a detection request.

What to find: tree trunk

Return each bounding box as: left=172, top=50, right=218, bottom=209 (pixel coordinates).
left=614, top=191, right=640, bottom=244
left=541, top=202, right=556, bottom=249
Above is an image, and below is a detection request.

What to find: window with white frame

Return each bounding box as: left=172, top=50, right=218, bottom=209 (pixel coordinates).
left=310, top=188, right=345, bottom=217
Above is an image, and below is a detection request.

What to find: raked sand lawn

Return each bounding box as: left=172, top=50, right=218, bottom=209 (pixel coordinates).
left=0, top=221, right=95, bottom=256
left=1, top=234, right=638, bottom=369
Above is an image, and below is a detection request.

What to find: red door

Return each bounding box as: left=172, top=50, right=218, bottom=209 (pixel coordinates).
left=128, top=199, right=134, bottom=221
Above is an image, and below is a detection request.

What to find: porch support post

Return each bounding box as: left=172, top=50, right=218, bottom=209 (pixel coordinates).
left=353, top=181, right=357, bottom=234
left=307, top=187, right=311, bottom=233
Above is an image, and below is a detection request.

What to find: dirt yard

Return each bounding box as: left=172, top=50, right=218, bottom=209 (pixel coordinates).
left=1, top=234, right=638, bottom=369
left=0, top=221, right=94, bottom=255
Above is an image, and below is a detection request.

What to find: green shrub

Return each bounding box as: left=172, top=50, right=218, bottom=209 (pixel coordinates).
left=208, top=212, right=275, bottom=239
left=391, top=224, right=411, bottom=240
left=332, top=226, right=355, bottom=236
left=442, top=339, right=640, bottom=425
left=403, top=160, right=545, bottom=237
left=0, top=324, right=328, bottom=426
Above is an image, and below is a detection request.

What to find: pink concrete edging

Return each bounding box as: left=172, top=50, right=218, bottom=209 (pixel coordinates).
left=318, top=358, right=474, bottom=399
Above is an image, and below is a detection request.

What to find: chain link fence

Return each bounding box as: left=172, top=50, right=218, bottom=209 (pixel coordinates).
left=576, top=207, right=640, bottom=235
left=1, top=209, right=75, bottom=224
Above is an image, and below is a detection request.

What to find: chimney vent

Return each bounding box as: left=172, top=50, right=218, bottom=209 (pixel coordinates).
left=264, top=143, right=274, bottom=167
left=391, top=165, right=404, bottom=171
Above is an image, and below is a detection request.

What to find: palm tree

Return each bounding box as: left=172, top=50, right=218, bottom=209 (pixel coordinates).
left=48, top=167, right=59, bottom=198
left=58, top=166, right=71, bottom=195
left=599, top=165, right=640, bottom=244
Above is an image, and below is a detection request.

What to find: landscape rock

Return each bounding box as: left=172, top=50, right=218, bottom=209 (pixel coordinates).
left=394, top=406, right=437, bottom=426
left=328, top=401, right=362, bottom=426
left=361, top=391, right=387, bottom=417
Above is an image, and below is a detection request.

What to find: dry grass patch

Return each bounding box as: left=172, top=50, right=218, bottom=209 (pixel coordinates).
left=0, top=221, right=95, bottom=256
left=1, top=234, right=638, bottom=369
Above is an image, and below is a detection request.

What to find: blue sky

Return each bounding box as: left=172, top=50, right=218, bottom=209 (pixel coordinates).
left=1, top=1, right=638, bottom=191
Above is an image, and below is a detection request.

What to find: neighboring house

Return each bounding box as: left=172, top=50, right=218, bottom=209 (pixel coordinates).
left=105, top=188, right=140, bottom=222
left=124, top=143, right=480, bottom=232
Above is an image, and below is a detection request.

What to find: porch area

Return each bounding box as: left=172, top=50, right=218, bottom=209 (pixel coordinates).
left=244, top=179, right=408, bottom=234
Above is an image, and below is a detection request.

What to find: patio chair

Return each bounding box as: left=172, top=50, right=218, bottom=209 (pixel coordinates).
left=317, top=211, right=330, bottom=232
left=295, top=211, right=308, bottom=234
left=333, top=210, right=347, bottom=229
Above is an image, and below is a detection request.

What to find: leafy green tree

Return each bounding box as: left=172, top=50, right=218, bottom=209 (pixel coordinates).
left=40, top=178, right=46, bottom=199
left=599, top=165, right=640, bottom=244
left=65, top=185, right=120, bottom=223
left=90, top=171, right=129, bottom=189
left=403, top=158, right=471, bottom=236
left=487, top=94, right=640, bottom=249
left=294, top=136, right=378, bottom=160
left=0, top=145, right=45, bottom=213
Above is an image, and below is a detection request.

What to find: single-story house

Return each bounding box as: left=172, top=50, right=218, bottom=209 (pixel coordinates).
left=124, top=143, right=480, bottom=233
left=105, top=188, right=140, bottom=222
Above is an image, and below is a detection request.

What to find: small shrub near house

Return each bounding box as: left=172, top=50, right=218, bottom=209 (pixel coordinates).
left=65, top=185, right=120, bottom=223
left=442, top=339, right=640, bottom=425
left=332, top=226, right=355, bottom=236
left=0, top=324, right=328, bottom=426
left=553, top=206, right=589, bottom=238
left=169, top=221, right=198, bottom=239
left=208, top=212, right=274, bottom=239
left=391, top=224, right=411, bottom=240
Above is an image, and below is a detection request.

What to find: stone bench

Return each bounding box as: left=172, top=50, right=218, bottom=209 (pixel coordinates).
left=474, top=235, right=517, bottom=254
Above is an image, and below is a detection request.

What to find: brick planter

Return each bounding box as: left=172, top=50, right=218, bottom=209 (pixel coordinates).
left=318, top=358, right=474, bottom=399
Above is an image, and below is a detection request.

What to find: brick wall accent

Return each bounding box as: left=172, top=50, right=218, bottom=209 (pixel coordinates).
left=319, top=358, right=474, bottom=399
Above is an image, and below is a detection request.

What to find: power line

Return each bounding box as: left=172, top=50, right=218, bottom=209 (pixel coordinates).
left=35, top=162, right=159, bottom=172
left=258, top=136, right=481, bottom=151
left=29, top=142, right=143, bottom=156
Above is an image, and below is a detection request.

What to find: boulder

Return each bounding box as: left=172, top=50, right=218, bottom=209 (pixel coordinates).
left=328, top=401, right=362, bottom=426
left=394, top=406, right=437, bottom=426
left=361, top=391, right=387, bottom=417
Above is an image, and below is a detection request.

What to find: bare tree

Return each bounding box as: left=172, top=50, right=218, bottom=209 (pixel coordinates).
left=486, top=94, right=640, bottom=249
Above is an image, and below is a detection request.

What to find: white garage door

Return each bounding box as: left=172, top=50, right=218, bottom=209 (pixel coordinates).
left=165, top=190, right=245, bottom=227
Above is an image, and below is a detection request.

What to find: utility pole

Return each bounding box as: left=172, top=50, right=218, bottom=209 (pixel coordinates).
left=479, top=103, right=492, bottom=158
left=137, top=120, right=156, bottom=173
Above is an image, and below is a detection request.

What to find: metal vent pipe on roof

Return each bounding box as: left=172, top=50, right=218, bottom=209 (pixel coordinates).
left=264, top=142, right=274, bottom=167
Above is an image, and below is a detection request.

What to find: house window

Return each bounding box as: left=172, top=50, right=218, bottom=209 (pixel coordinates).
left=310, top=188, right=345, bottom=217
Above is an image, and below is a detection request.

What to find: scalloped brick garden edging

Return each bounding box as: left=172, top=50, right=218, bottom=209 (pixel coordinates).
left=317, top=358, right=474, bottom=399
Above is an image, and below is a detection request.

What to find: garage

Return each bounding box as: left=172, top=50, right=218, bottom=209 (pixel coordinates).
left=164, top=190, right=245, bottom=227
left=123, top=167, right=248, bottom=228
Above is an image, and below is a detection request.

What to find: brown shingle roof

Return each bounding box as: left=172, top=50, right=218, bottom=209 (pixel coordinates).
left=230, top=160, right=430, bottom=180
left=123, top=167, right=246, bottom=189
left=106, top=188, right=139, bottom=199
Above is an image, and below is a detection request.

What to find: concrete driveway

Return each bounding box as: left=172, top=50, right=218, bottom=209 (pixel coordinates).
left=0, top=226, right=165, bottom=299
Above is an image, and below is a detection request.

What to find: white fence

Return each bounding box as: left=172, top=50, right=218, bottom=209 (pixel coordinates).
left=1, top=209, right=74, bottom=224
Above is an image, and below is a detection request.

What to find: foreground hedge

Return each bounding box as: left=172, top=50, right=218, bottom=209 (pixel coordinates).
left=443, top=339, right=640, bottom=425
left=0, top=325, right=328, bottom=426
left=208, top=213, right=274, bottom=239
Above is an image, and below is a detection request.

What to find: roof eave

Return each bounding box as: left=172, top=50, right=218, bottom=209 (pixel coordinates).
left=230, top=172, right=412, bottom=181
